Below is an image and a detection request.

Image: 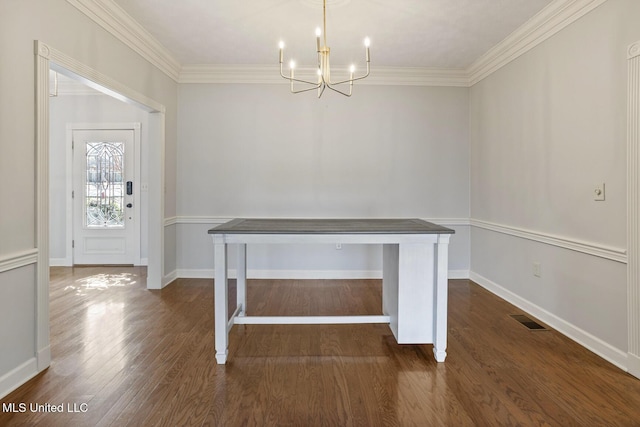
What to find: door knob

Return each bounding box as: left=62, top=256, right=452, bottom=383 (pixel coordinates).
left=126, top=203, right=133, bottom=208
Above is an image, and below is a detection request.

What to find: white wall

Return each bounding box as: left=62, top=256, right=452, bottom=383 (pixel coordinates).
left=469, top=0, right=640, bottom=368
left=0, top=0, right=177, bottom=398
left=49, top=93, right=151, bottom=265
left=176, top=84, right=470, bottom=277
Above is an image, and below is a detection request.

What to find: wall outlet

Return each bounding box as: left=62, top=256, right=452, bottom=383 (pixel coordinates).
left=533, top=262, right=542, bottom=278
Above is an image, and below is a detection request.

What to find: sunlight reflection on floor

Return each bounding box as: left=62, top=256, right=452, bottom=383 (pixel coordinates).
left=64, top=273, right=138, bottom=295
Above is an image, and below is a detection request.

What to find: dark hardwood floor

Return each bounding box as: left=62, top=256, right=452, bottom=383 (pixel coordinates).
left=1, top=266, right=640, bottom=426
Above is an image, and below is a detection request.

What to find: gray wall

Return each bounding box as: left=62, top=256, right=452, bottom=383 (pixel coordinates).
left=0, top=0, right=178, bottom=398
left=469, top=0, right=640, bottom=366
left=176, top=84, right=470, bottom=277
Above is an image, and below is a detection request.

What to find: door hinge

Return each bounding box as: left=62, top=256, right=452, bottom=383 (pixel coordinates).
left=72, top=240, right=75, bottom=248
left=72, top=190, right=74, bottom=199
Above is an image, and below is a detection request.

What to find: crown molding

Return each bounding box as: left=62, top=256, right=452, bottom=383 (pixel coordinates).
left=66, top=0, right=182, bottom=81
left=467, top=0, right=608, bottom=86
left=67, top=0, right=608, bottom=88
left=179, top=64, right=470, bottom=87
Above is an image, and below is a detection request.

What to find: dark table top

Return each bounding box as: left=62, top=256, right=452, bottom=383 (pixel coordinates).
left=208, top=218, right=455, bottom=235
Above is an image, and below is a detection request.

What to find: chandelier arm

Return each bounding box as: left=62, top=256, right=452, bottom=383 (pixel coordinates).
left=290, top=83, right=323, bottom=94
left=325, top=83, right=352, bottom=97
left=280, top=64, right=322, bottom=86
left=328, top=63, right=370, bottom=85
left=282, top=75, right=323, bottom=86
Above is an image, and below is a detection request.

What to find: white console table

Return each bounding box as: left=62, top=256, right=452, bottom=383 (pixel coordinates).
left=209, top=218, right=454, bottom=364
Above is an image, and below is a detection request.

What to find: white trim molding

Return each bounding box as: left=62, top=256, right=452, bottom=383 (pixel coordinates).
left=179, top=65, right=470, bottom=87
left=40, top=41, right=165, bottom=114
left=65, top=0, right=181, bottom=81
left=0, top=249, right=39, bottom=273
left=66, top=0, right=607, bottom=87
left=176, top=268, right=469, bottom=281
left=468, top=0, right=608, bottom=85
left=471, top=219, right=627, bottom=263
left=168, top=216, right=470, bottom=228
left=470, top=272, right=628, bottom=371
left=627, top=39, right=640, bottom=379
left=0, top=358, right=38, bottom=400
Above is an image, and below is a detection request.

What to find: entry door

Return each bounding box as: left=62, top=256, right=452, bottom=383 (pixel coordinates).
left=73, top=129, right=136, bottom=265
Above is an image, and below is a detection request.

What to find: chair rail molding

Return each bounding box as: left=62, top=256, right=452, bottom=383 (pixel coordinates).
left=627, top=39, right=640, bottom=379
left=471, top=219, right=627, bottom=263
left=169, top=216, right=469, bottom=228
left=0, top=249, right=39, bottom=274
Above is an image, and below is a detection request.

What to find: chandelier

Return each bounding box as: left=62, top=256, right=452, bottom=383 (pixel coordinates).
left=278, top=0, right=370, bottom=97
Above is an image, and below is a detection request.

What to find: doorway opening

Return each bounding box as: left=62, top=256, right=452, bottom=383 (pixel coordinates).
left=35, top=40, right=167, bottom=374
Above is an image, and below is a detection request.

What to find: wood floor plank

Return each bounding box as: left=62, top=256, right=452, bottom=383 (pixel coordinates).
left=2, top=269, right=640, bottom=426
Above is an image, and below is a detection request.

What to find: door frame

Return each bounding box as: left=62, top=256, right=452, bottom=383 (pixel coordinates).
left=35, top=40, right=167, bottom=373
left=68, top=123, right=142, bottom=266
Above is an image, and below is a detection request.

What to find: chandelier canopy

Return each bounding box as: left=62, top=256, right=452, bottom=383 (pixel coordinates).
left=279, top=0, right=371, bottom=97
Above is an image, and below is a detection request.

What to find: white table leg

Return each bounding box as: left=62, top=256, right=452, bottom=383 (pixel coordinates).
left=214, top=240, right=229, bottom=364
left=433, top=235, right=450, bottom=362
left=237, top=243, right=247, bottom=316
left=382, top=244, right=399, bottom=339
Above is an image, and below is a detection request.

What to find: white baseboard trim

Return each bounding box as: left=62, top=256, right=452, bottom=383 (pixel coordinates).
left=37, top=346, right=51, bottom=371
left=160, top=269, right=177, bottom=289
left=448, top=270, right=469, bottom=280
left=628, top=353, right=640, bottom=379
left=177, top=269, right=381, bottom=280
left=175, top=269, right=469, bottom=281
left=139, top=258, right=148, bottom=266
left=0, top=358, right=38, bottom=400
left=470, top=272, right=628, bottom=371
left=49, top=258, right=71, bottom=267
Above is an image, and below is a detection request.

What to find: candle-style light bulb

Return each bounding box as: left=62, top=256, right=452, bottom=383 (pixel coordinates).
left=316, top=27, right=322, bottom=51
left=364, top=37, right=370, bottom=62
left=289, top=60, right=296, bottom=69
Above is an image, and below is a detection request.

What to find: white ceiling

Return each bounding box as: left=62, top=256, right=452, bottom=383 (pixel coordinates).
left=111, top=0, right=553, bottom=70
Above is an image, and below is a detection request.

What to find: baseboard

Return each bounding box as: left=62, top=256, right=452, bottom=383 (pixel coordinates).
left=470, top=272, right=628, bottom=371
left=176, top=269, right=470, bottom=280
left=161, top=269, right=178, bottom=288
left=176, top=269, right=382, bottom=280
left=448, top=270, right=469, bottom=279
left=37, top=345, right=51, bottom=371
left=0, top=358, right=38, bottom=400
left=628, top=353, right=640, bottom=379
left=50, top=258, right=148, bottom=267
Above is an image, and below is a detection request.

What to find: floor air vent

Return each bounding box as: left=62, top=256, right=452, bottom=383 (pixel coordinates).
left=510, top=314, right=547, bottom=331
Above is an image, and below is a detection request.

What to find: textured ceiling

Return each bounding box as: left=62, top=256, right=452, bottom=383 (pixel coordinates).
left=111, top=0, right=553, bottom=69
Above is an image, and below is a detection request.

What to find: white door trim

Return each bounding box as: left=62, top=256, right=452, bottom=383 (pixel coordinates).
left=67, top=123, right=142, bottom=265
left=35, top=40, right=167, bottom=375
left=627, top=40, right=640, bottom=379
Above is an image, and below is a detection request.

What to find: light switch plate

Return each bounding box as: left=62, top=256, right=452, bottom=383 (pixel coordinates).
left=594, top=183, right=605, bottom=201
